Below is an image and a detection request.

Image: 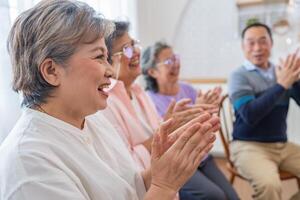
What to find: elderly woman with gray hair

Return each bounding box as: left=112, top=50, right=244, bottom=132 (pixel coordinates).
left=103, top=21, right=222, bottom=200
left=0, top=1, right=218, bottom=200
left=142, top=42, right=240, bottom=200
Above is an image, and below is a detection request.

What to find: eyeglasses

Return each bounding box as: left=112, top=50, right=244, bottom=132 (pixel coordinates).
left=112, top=40, right=141, bottom=59
left=156, top=54, right=180, bottom=67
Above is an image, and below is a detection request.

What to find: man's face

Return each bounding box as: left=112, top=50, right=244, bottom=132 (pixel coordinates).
left=242, top=26, right=273, bottom=69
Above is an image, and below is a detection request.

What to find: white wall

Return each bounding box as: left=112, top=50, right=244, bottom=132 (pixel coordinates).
left=136, top=0, right=187, bottom=46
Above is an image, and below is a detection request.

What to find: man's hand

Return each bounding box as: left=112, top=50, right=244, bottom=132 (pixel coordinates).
left=276, top=49, right=300, bottom=89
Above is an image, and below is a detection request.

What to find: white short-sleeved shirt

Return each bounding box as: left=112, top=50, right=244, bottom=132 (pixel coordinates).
left=0, top=109, right=146, bottom=200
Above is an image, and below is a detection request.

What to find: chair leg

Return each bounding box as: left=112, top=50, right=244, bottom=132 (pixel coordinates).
left=230, top=173, right=236, bottom=185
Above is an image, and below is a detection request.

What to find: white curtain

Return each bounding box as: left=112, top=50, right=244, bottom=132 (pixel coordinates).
left=0, top=0, right=22, bottom=143
left=0, top=0, right=137, bottom=143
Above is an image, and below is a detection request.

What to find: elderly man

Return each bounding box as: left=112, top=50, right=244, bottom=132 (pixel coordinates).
left=228, top=22, right=300, bottom=200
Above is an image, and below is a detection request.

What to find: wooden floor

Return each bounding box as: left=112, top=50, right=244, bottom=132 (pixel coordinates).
left=214, top=157, right=299, bottom=200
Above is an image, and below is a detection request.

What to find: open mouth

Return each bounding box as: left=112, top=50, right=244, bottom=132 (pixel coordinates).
left=129, top=56, right=140, bottom=67
left=98, top=82, right=111, bottom=96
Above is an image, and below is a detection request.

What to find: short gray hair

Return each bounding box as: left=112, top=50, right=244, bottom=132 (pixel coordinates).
left=7, top=0, right=114, bottom=107
left=105, top=21, right=130, bottom=64
left=141, top=41, right=171, bottom=92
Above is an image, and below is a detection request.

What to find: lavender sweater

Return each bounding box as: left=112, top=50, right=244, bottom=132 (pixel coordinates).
left=147, top=82, right=197, bottom=117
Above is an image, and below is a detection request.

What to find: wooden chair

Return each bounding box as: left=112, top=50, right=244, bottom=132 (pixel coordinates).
left=217, top=94, right=300, bottom=187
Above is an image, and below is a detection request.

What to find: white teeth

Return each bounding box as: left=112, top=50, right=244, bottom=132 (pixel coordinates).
left=98, top=84, right=110, bottom=90
left=130, top=59, right=139, bottom=65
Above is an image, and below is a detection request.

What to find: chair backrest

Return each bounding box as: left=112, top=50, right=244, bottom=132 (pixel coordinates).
left=218, top=94, right=300, bottom=186
left=218, top=94, right=235, bottom=165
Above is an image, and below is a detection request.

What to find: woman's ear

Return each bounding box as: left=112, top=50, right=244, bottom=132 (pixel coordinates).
left=147, top=68, right=158, bottom=78
left=39, top=58, right=62, bottom=86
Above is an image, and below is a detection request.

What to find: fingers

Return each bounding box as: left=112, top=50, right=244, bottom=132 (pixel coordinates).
left=275, top=65, right=281, bottom=76
left=197, top=90, right=202, bottom=97
left=279, top=57, right=284, bottom=68
left=212, top=87, right=222, bottom=97
left=197, top=88, right=221, bottom=105
left=283, top=48, right=299, bottom=70
left=187, top=126, right=216, bottom=167
left=207, top=91, right=221, bottom=104
left=153, top=119, right=176, bottom=157
left=175, top=107, right=203, bottom=119
left=178, top=123, right=213, bottom=158
left=293, top=65, right=300, bottom=78
left=173, top=98, right=192, bottom=112
left=158, top=118, right=174, bottom=147
left=202, top=107, right=219, bottom=115
left=151, top=133, right=162, bottom=160
left=164, top=99, right=176, bottom=120
left=198, top=104, right=219, bottom=113
left=191, top=103, right=217, bottom=110
left=290, top=49, right=300, bottom=70
left=192, top=142, right=214, bottom=167
left=285, top=54, right=293, bottom=69
left=195, top=112, right=212, bottom=123
left=175, top=98, right=192, bottom=109
left=203, top=90, right=211, bottom=101
left=207, top=116, right=221, bottom=132
left=173, top=113, right=202, bottom=130
left=170, top=123, right=201, bottom=152
left=167, top=111, right=213, bottom=145
left=215, top=86, right=222, bottom=94
left=165, top=107, right=203, bottom=134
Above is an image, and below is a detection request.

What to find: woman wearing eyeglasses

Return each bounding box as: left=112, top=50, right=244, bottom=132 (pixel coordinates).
left=142, top=42, right=223, bottom=117
left=141, top=41, right=239, bottom=200
left=102, top=21, right=222, bottom=200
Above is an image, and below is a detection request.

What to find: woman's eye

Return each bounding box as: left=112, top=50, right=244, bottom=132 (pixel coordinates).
left=95, top=55, right=104, bottom=59
left=95, top=55, right=108, bottom=62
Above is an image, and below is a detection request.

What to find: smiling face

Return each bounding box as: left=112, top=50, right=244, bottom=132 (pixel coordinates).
left=242, top=26, right=273, bottom=69
left=151, top=47, right=180, bottom=86
left=111, top=32, right=141, bottom=86
left=58, top=37, right=113, bottom=116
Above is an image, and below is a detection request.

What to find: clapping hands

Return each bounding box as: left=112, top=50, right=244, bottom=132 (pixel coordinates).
left=196, top=86, right=223, bottom=106
left=163, top=98, right=219, bottom=133
left=149, top=113, right=219, bottom=197
left=276, top=48, right=300, bottom=89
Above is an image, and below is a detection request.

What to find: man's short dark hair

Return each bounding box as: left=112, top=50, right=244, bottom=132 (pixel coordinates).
left=241, top=22, right=273, bottom=42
